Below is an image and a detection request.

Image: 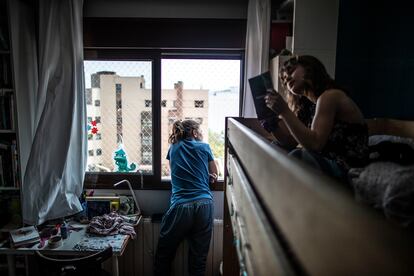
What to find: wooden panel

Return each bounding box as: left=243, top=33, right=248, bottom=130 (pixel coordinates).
left=222, top=194, right=240, bottom=276
left=143, top=218, right=155, bottom=276
left=212, top=220, right=223, bottom=276
left=366, top=118, right=414, bottom=138
left=135, top=222, right=144, bottom=276
left=84, top=18, right=246, bottom=50
left=227, top=118, right=414, bottom=276
left=227, top=154, right=294, bottom=276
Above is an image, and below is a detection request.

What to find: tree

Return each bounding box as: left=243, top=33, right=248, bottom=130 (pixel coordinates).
left=208, top=130, right=225, bottom=176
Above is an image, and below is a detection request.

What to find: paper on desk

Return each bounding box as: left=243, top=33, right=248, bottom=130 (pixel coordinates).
left=73, top=234, right=127, bottom=252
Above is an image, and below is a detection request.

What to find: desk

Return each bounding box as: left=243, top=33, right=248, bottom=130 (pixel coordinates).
left=0, top=216, right=142, bottom=276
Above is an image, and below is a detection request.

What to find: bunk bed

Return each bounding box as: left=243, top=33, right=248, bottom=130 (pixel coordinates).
left=223, top=117, right=414, bottom=276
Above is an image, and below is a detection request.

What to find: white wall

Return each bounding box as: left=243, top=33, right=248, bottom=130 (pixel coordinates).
left=91, top=189, right=224, bottom=219
left=83, top=0, right=235, bottom=220
left=292, top=0, right=339, bottom=76
left=84, top=0, right=248, bottom=19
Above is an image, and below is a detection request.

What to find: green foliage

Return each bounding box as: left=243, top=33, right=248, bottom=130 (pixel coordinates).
left=208, top=130, right=225, bottom=159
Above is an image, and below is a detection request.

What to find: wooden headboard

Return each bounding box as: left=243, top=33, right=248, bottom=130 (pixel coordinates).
left=366, top=118, right=414, bottom=138
left=223, top=117, right=414, bottom=276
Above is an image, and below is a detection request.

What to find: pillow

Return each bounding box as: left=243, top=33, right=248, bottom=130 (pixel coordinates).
left=369, top=141, right=414, bottom=165
left=369, top=135, right=414, bottom=165
left=369, top=135, right=414, bottom=149
left=349, top=162, right=414, bottom=226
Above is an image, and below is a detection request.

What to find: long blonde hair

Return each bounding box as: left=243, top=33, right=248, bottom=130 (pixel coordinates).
left=168, top=119, right=201, bottom=144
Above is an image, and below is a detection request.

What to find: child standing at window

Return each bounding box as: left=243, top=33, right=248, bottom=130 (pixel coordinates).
left=154, top=119, right=218, bottom=276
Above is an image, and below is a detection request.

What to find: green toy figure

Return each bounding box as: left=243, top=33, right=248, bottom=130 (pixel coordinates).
left=114, top=147, right=136, bottom=172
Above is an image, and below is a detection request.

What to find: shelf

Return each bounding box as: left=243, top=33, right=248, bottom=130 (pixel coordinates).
left=0, top=129, right=15, bottom=134
left=0, top=222, right=22, bottom=233
left=0, top=187, right=19, bottom=191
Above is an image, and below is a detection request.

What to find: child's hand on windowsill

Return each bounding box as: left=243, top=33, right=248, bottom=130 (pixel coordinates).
left=209, top=173, right=218, bottom=183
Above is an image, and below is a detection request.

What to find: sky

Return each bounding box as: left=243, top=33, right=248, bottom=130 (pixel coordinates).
left=84, top=59, right=241, bottom=132
left=84, top=59, right=241, bottom=91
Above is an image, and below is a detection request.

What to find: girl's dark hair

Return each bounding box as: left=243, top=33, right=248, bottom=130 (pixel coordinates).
left=169, top=119, right=200, bottom=144
left=279, top=55, right=339, bottom=120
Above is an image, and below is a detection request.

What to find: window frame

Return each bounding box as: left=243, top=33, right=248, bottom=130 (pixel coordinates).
left=83, top=49, right=244, bottom=190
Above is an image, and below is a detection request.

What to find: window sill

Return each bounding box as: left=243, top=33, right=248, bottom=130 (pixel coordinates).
left=84, top=177, right=224, bottom=191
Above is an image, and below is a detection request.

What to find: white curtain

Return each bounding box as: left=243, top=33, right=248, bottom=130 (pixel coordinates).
left=242, top=0, right=271, bottom=117
left=10, top=0, right=86, bottom=225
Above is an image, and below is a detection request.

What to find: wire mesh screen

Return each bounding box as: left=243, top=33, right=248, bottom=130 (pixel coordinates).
left=161, top=59, right=241, bottom=179
left=84, top=61, right=153, bottom=174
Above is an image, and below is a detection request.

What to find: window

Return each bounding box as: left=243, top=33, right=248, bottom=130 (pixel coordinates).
left=141, top=150, right=152, bottom=165
left=194, top=100, right=204, bottom=108
left=161, top=59, right=240, bottom=179
left=86, top=89, right=92, bottom=105
left=140, top=111, right=153, bottom=169
left=84, top=60, right=153, bottom=176
left=115, top=83, right=122, bottom=93
left=84, top=54, right=241, bottom=189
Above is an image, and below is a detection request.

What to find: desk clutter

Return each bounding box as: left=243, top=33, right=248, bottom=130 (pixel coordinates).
left=87, top=211, right=137, bottom=238
left=73, top=234, right=127, bottom=252
left=0, top=188, right=141, bottom=254
left=9, top=226, right=40, bottom=247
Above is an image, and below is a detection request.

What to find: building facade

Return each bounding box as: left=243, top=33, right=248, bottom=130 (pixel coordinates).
left=86, top=72, right=209, bottom=175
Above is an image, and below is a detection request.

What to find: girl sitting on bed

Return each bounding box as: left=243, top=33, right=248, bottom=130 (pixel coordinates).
left=264, top=55, right=369, bottom=180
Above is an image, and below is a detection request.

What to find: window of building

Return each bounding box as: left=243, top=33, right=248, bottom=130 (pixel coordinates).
left=95, top=116, right=101, bottom=124
left=194, top=100, right=204, bottom=108
left=140, top=111, right=153, bottom=169
left=84, top=54, right=241, bottom=189
left=141, top=150, right=152, bottom=165
left=115, top=83, right=122, bottom=93
left=95, top=100, right=100, bottom=106
left=86, top=89, right=92, bottom=105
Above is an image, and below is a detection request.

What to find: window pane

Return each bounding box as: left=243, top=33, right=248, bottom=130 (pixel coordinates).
left=84, top=61, right=153, bottom=174
left=161, top=59, right=240, bottom=179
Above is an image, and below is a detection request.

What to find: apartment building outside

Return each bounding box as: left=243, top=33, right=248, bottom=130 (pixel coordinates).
left=86, top=71, right=209, bottom=175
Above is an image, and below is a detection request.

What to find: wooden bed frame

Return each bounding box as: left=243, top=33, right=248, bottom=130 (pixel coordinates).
left=223, top=117, right=414, bottom=276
